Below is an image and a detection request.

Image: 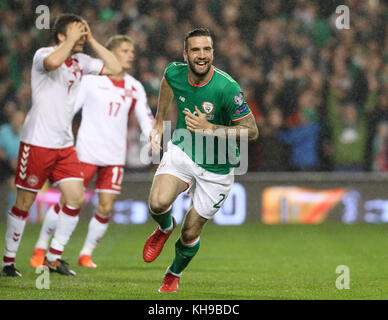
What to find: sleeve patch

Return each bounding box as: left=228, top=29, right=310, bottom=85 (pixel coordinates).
left=235, top=104, right=249, bottom=115
left=233, top=93, right=244, bottom=106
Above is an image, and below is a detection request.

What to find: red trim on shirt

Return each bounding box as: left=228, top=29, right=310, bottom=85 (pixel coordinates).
left=127, top=85, right=138, bottom=118
left=128, top=97, right=137, bottom=118
left=188, top=66, right=214, bottom=87
left=231, top=111, right=252, bottom=122
left=108, top=76, right=125, bottom=88
left=99, top=64, right=105, bottom=75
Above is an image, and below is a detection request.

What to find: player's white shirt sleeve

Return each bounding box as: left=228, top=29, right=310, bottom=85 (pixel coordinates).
left=33, top=46, right=51, bottom=73
left=75, top=53, right=105, bottom=76
left=132, top=78, right=155, bottom=139
left=20, top=47, right=104, bottom=149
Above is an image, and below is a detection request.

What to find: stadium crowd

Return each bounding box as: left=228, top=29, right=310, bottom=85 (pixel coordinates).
left=0, top=0, right=387, bottom=179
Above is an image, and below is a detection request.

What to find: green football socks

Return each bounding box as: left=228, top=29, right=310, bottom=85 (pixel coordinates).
left=170, top=237, right=200, bottom=275
left=149, top=206, right=173, bottom=232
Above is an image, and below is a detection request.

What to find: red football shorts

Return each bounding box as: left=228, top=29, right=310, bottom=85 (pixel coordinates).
left=81, top=162, right=124, bottom=194
left=15, top=142, right=83, bottom=192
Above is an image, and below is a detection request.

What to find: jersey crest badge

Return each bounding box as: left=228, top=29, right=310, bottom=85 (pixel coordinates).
left=202, top=101, right=214, bottom=114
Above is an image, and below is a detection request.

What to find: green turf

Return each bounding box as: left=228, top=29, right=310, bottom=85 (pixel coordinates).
left=0, top=221, right=388, bottom=300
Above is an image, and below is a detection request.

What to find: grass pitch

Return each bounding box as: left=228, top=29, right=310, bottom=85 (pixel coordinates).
left=1, top=221, right=388, bottom=300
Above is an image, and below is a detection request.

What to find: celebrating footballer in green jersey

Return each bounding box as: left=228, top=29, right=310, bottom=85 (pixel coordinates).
left=143, top=28, right=259, bottom=293
left=165, top=61, right=252, bottom=174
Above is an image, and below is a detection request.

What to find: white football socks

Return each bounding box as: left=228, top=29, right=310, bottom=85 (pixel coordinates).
left=3, top=207, right=28, bottom=267
left=79, top=212, right=110, bottom=257
left=46, top=204, right=80, bottom=262
left=35, top=203, right=61, bottom=250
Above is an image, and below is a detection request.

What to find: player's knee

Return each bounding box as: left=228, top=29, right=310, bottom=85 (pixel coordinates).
left=180, top=229, right=199, bottom=243
left=15, top=189, right=36, bottom=211
left=77, top=193, right=86, bottom=207
left=66, top=192, right=85, bottom=209
left=149, top=195, right=171, bottom=214
left=97, top=202, right=113, bottom=216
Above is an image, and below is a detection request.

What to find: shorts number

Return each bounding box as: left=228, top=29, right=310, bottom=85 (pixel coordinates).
left=213, top=193, right=226, bottom=209
left=112, top=166, right=124, bottom=186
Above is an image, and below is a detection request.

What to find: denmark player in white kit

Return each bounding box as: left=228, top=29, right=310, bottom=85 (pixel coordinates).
left=30, top=35, right=154, bottom=269
left=1, top=14, right=122, bottom=277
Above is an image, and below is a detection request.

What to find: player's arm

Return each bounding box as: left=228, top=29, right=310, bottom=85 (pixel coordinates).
left=133, top=85, right=155, bottom=138
left=43, top=22, right=87, bottom=71
left=149, top=77, right=174, bottom=152
left=83, top=21, right=122, bottom=75
left=213, top=113, right=259, bottom=141
left=183, top=106, right=259, bottom=141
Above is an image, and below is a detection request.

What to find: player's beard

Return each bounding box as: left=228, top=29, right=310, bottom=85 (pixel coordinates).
left=187, top=59, right=212, bottom=78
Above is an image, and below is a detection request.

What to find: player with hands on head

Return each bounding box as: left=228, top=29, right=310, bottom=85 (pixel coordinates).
left=1, top=14, right=122, bottom=277
left=30, top=35, right=154, bottom=270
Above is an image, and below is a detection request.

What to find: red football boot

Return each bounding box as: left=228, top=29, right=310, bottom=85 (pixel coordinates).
left=159, top=270, right=180, bottom=293
left=30, top=248, right=46, bottom=268
left=143, top=217, right=176, bottom=263
left=78, top=254, right=97, bottom=268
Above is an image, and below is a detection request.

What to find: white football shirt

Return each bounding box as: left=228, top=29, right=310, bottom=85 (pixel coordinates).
left=21, top=46, right=104, bottom=148
left=74, top=74, right=154, bottom=166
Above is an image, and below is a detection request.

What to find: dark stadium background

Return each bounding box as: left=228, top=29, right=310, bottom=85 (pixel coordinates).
left=0, top=0, right=388, bottom=225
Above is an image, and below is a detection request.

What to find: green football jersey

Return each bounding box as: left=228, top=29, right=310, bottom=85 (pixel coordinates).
left=164, top=62, right=252, bottom=174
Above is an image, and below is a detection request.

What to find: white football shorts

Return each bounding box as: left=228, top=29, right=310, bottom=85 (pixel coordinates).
left=155, top=141, right=234, bottom=219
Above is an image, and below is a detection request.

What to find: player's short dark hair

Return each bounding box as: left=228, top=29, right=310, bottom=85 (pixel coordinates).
left=105, top=35, right=134, bottom=50
left=52, top=13, right=83, bottom=44
left=184, top=28, right=213, bottom=51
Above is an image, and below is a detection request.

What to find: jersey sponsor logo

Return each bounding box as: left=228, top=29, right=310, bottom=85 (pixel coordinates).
left=236, top=104, right=249, bottom=115
left=233, top=93, right=244, bottom=106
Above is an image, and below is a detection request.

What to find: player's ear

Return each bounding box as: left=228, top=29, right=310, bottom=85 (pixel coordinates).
left=183, top=50, right=188, bottom=62
left=57, top=32, right=66, bottom=43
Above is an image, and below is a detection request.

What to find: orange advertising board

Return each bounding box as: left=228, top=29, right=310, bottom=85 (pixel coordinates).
left=262, top=187, right=347, bottom=224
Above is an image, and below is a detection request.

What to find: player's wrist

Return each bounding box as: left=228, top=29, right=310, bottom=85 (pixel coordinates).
left=88, top=36, right=98, bottom=47
left=205, top=122, right=214, bottom=131
left=154, top=119, right=164, bottom=128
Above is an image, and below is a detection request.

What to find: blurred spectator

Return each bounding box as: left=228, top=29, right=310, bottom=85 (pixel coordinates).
left=251, top=107, right=290, bottom=172
left=0, top=109, right=25, bottom=210
left=277, top=100, right=321, bottom=171
left=371, top=121, right=388, bottom=172
left=0, top=0, right=387, bottom=173
left=326, top=93, right=368, bottom=171
left=366, top=90, right=388, bottom=171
